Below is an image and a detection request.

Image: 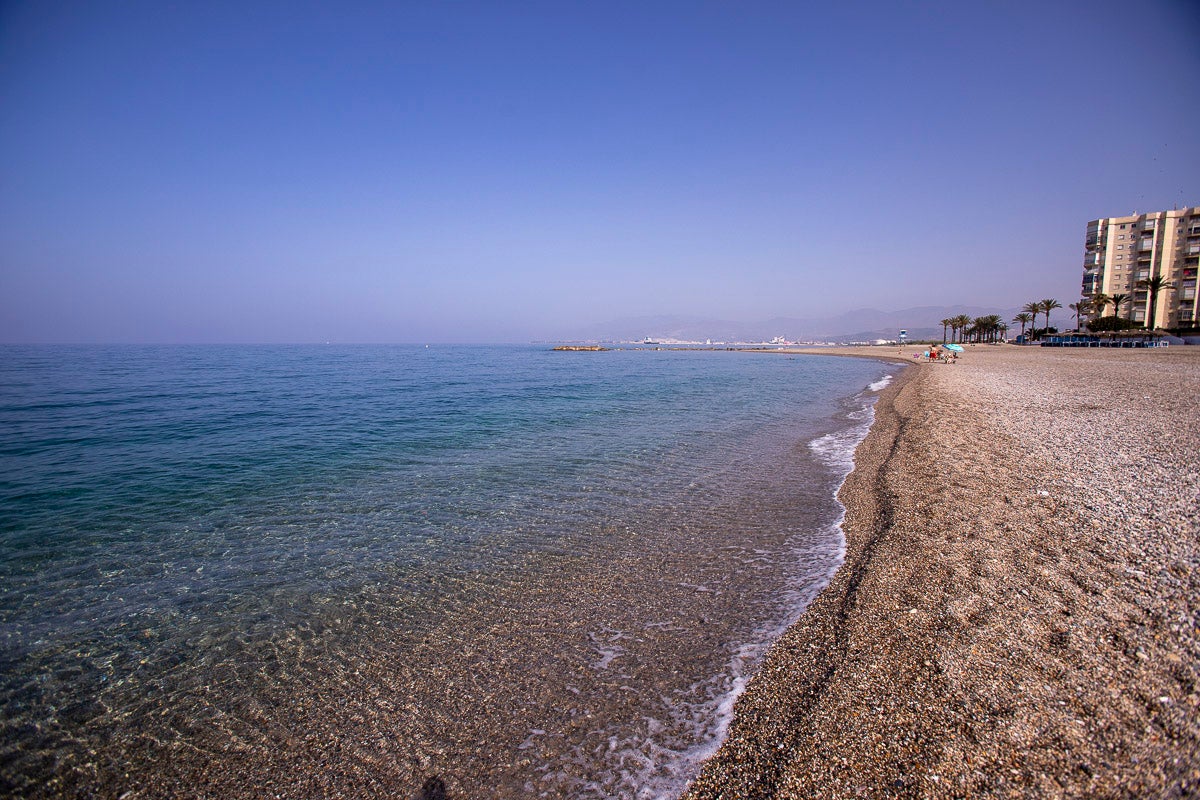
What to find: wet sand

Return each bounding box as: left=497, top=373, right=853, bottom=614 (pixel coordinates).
left=10, top=370, right=865, bottom=800
left=683, top=344, right=1200, bottom=798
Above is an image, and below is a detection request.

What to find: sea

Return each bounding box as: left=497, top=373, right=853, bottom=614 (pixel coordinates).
left=0, top=344, right=896, bottom=799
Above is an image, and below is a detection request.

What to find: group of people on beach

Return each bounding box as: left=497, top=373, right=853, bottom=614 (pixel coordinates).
left=912, top=345, right=958, bottom=363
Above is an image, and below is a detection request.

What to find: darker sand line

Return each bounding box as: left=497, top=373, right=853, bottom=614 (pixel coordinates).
left=680, top=351, right=918, bottom=798
left=683, top=346, right=1200, bottom=799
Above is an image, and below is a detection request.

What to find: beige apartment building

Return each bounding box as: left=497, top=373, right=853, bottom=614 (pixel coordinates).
left=1082, top=206, right=1200, bottom=328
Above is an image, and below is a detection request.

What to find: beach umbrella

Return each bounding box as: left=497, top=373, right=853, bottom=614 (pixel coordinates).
left=943, top=343, right=964, bottom=353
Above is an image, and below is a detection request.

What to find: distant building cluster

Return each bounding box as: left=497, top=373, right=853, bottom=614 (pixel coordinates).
left=1082, top=207, right=1200, bottom=328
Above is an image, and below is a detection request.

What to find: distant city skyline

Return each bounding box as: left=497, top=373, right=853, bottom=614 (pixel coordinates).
left=2, top=1, right=1198, bottom=343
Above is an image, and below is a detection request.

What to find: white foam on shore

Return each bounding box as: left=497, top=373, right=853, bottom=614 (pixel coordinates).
left=633, top=523, right=851, bottom=799
left=621, top=378, right=889, bottom=799
left=867, top=374, right=893, bottom=392
left=806, top=381, right=884, bottom=576
left=808, top=404, right=875, bottom=477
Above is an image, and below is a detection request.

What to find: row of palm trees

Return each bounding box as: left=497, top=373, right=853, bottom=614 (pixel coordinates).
left=939, top=298, right=1064, bottom=344
left=1005, top=298, right=1062, bottom=341
left=1018, top=298, right=1063, bottom=336
left=935, top=273, right=1175, bottom=345
left=938, top=313, right=1008, bottom=344
left=1074, top=274, right=1173, bottom=330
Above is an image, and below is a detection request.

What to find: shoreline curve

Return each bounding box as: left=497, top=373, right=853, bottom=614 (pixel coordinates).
left=682, top=345, right=1200, bottom=798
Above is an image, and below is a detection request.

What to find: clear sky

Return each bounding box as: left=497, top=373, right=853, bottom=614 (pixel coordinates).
left=2, top=0, right=1198, bottom=343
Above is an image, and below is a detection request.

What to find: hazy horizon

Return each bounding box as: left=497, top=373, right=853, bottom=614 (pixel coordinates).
left=3, top=1, right=1198, bottom=344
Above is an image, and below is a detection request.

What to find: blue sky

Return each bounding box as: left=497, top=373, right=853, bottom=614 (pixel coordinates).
left=2, top=1, right=1198, bottom=343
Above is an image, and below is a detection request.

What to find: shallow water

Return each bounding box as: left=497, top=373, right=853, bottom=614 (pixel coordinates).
left=0, top=345, right=894, bottom=798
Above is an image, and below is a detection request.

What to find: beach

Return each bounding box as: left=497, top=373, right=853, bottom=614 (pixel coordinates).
left=683, top=344, right=1200, bottom=798
left=4, top=344, right=1197, bottom=798
left=0, top=346, right=895, bottom=799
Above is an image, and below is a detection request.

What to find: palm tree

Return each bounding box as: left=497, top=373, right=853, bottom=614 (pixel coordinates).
left=1012, top=312, right=1033, bottom=340
left=1108, top=293, right=1129, bottom=321
left=940, top=318, right=953, bottom=344
left=951, top=314, right=973, bottom=343
left=1136, top=275, right=1172, bottom=330
left=1090, top=292, right=1110, bottom=317
left=1022, top=301, right=1042, bottom=338
left=1039, top=298, right=1062, bottom=332
left=1069, top=300, right=1091, bottom=331
left=967, top=314, right=1000, bottom=343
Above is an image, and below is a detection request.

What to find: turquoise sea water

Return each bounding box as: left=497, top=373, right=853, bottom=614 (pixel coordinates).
left=0, top=345, right=895, bottom=798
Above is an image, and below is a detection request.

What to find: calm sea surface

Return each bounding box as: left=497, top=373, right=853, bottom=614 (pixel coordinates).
left=0, top=345, right=895, bottom=799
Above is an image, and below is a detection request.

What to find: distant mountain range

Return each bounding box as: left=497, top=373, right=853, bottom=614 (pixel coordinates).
left=566, top=305, right=1027, bottom=344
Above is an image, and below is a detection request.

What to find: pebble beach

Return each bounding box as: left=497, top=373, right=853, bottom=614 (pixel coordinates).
left=682, top=344, right=1200, bottom=799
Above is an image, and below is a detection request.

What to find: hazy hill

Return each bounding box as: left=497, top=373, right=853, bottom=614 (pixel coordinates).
left=569, top=306, right=1024, bottom=343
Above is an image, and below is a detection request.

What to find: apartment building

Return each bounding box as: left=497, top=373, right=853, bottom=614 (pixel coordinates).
left=1082, top=206, right=1200, bottom=328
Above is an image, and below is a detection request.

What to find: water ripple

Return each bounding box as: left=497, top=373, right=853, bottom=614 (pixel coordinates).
left=0, top=344, right=896, bottom=797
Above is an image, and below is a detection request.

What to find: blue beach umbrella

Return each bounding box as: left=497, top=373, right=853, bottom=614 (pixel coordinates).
left=943, top=343, right=964, bottom=353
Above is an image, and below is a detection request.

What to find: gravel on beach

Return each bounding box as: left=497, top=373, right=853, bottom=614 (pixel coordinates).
left=682, top=345, right=1200, bottom=799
